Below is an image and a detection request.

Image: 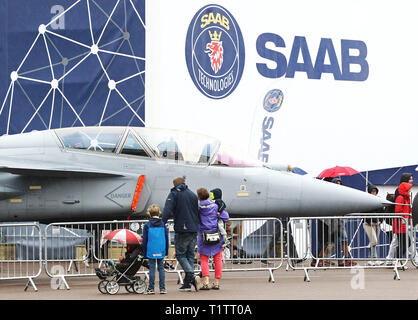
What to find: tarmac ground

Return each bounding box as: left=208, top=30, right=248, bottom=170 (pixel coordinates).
left=0, top=262, right=417, bottom=300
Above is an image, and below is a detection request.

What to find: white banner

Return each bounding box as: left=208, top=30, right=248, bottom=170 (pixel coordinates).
left=146, top=0, right=418, bottom=175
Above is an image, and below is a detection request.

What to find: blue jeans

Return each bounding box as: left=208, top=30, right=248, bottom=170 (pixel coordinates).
left=335, top=221, right=348, bottom=259
left=148, top=258, right=165, bottom=290
left=175, top=232, right=197, bottom=285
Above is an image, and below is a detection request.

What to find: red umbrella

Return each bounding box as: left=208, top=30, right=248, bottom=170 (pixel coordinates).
left=103, top=229, right=142, bottom=246
left=317, top=166, right=359, bottom=178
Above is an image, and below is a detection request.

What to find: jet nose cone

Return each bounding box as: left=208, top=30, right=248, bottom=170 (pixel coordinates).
left=300, top=178, right=388, bottom=216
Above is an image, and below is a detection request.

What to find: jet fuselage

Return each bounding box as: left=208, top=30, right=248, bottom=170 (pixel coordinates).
left=0, top=127, right=387, bottom=223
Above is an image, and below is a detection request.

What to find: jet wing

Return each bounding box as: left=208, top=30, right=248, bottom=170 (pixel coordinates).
left=0, top=166, right=124, bottom=178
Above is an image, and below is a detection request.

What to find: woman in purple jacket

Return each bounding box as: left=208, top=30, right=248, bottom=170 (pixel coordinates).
left=197, top=188, right=229, bottom=290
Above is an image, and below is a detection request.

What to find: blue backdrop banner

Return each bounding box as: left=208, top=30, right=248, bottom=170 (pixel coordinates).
left=0, top=0, right=145, bottom=135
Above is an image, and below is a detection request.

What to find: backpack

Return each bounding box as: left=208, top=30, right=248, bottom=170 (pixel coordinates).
left=385, top=193, right=396, bottom=213
left=384, top=190, right=399, bottom=226
left=146, top=227, right=166, bottom=259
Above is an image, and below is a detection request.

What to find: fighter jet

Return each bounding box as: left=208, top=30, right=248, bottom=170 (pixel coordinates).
left=0, top=126, right=388, bottom=223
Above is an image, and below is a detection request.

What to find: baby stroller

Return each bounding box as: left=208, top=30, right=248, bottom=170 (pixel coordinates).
left=95, top=245, right=148, bottom=295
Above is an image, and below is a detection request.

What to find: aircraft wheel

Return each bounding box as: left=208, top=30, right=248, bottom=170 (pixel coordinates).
left=132, top=279, right=146, bottom=294
left=98, top=280, right=108, bottom=294
left=106, top=280, right=120, bottom=295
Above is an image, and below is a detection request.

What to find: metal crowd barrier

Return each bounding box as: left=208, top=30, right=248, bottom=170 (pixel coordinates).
left=0, top=223, right=42, bottom=291
left=286, top=214, right=413, bottom=281
left=164, top=218, right=284, bottom=283
left=44, top=217, right=284, bottom=289
left=411, top=225, right=418, bottom=268
left=44, top=220, right=150, bottom=289
left=220, top=218, right=283, bottom=282
left=7, top=215, right=413, bottom=291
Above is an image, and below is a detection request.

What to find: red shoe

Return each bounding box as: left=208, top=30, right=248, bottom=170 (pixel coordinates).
left=311, top=260, right=330, bottom=267
left=338, top=260, right=357, bottom=267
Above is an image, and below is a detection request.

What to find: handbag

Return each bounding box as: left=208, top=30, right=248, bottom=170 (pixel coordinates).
left=198, top=209, right=221, bottom=244
left=202, top=230, right=221, bottom=244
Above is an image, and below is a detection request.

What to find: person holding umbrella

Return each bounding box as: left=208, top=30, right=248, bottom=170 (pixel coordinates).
left=316, top=166, right=361, bottom=266
left=115, top=244, right=143, bottom=274
left=96, top=229, right=144, bottom=277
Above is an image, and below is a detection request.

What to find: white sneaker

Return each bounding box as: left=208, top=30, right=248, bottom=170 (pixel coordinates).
left=393, top=261, right=407, bottom=269
left=367, top=261, right=375, bottom=266
left=374, top=260, right=384, bottom=266
left=82, top=255, right=89, bottom=267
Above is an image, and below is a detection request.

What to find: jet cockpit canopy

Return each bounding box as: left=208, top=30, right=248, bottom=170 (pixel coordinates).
left=55, top=127, right=222, bottom=166
left=54, top=127, right=262, bottom=167
left=56, top=127, right=125, bottom=153
left=133, top=127, right=220, bottom=165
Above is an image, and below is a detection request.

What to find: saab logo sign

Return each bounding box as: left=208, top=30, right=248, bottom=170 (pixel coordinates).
left=256, top=34, right=369, bottom=81
left=263, top=89, right=283, bottom=113
left=259, top=89, right=283, bottom=163
left=185, top=5, right=245, bottom=99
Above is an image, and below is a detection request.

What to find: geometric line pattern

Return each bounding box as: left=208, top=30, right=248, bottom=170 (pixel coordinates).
left=0, top=0, right=145, bottom=135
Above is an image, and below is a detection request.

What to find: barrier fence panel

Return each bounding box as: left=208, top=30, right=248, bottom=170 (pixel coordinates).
left=411, top=226, right=418, bottom=268
left=6, top=215, right=412, bottom=292
left=222, top=218, right=283, bottom=282
left=44, top=217, right=284, bottom=289
left=287, top=214, right=413, bottom=282
left=0, top=223, right=42, bottom=291
left=44, top=220, right=150, bottom=290
left=164, top=218, right=284, bottom=283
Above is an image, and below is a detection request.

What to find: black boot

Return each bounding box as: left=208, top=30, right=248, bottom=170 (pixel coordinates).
left=179, top=272, right=192, bottom=291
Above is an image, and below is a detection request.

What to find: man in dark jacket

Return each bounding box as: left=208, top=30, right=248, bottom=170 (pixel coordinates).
left=162, top=177, right=200, bottom=291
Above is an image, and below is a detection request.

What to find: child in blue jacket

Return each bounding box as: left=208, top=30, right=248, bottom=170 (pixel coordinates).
left=142, top=204, right=169, bottom=294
